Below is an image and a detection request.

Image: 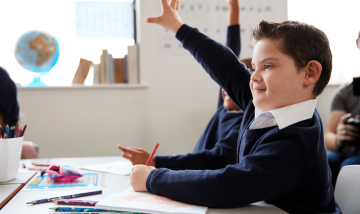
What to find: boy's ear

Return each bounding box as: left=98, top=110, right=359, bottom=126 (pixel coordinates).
left=303, top=60, right=322, bottom=86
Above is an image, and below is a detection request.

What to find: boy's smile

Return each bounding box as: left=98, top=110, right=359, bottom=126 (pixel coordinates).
left=250, top=39, right=311, bottom=112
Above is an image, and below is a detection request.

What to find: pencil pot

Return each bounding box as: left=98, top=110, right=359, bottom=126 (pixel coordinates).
left=0, top=137, right=23, bottom=182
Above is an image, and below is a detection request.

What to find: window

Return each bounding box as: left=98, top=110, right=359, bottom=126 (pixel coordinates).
left=0, top=0, right=135, bottom=86
left=288, top=0, right=360, bottom=84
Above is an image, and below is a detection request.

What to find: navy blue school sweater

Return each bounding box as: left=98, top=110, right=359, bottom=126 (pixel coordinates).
left=146, top=25, right=341, bottom=214
left=155, top=25, right=243, bottom=170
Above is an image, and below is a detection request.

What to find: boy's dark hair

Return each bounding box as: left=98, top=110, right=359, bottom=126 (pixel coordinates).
left=251, top=20, right=332, bottom=97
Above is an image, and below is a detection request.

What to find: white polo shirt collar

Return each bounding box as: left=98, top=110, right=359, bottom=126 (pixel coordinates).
left=250, top=99, right=317, bottom=130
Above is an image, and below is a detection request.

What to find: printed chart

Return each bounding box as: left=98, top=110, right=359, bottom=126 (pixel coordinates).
left=156, top=0, right=287, bottom=58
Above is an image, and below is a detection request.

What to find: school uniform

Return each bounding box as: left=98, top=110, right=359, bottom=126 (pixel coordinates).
left=155, top=25, right=244, bottom=170
left=146, top=25, right=341, bottom=214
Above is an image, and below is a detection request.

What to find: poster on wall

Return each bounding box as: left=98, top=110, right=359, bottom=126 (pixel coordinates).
left=156, top=0, right=288, bottom=58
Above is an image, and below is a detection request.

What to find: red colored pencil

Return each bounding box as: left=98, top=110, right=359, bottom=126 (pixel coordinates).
left=17, top=128, right=23, bottom=138
left=146, top=143, right=159, bottom=166
left=15, top=123, right=18, bottom=138
left=21, top=124, right=27, bottom=137
left=32, top=163, right=51, bottom=167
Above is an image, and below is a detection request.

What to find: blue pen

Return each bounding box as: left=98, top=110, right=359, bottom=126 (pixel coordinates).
left=50, top=207, right=110, bottom=212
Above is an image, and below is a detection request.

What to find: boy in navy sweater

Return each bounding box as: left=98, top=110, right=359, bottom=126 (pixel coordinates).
left=118, top=0, right=244, bottom=170
left=130, top=0, right=341, bottom=213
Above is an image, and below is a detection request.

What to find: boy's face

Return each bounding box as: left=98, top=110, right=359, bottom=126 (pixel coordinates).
left=250, top=38, right=308, bottom=112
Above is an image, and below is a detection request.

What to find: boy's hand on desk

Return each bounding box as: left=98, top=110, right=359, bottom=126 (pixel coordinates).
left=146, top=0, right=184, bottom=34
left=130, top=165, right=155, bottom=192
left=117, top=145, right=155, bottom=167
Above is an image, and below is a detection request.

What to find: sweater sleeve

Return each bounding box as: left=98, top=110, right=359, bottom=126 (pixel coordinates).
left=226, top=24, right=241, bottom=57
left=146, top=139, right=305, bottom=208
left=154, top=123, right=240, bottom=170
left=217, top=24, right=241, bottom=109
left=176, top=24, right=252, bottom=111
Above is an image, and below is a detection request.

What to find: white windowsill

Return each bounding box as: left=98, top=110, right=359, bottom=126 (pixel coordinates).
left=17, top=84, right=147, bottom=90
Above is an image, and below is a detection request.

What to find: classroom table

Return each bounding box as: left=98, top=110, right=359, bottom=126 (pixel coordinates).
left=0, top=156, right=286, bottom=214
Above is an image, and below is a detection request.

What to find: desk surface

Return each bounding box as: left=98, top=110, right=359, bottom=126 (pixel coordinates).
left=0, top=156, right=286, bottom=214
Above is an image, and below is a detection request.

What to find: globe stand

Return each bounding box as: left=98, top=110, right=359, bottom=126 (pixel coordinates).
left=26, top=77, right=48, bottom=87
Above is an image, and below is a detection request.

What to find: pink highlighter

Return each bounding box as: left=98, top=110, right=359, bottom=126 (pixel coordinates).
left=41, top=165, right=82, bottom=182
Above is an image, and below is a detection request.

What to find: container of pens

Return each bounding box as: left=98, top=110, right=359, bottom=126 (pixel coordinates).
left=0, top=125, right=26, bottom=182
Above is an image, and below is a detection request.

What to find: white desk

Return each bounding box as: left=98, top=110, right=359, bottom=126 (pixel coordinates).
left=0, top=156, right=286, bottom=214
left=0, top=184, right=22, bottom=210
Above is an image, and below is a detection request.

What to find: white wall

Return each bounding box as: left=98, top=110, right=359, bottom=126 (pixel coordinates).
left=17, top=0, right=340, bottom=158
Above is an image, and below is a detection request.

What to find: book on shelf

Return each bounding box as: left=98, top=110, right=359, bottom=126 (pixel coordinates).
left=113, top=58, right=125, bottom=83
left=100, top=50, right=107, bottom=83
left=126, top=44, right=139, bottom=84
left=123, top=55, right=128, bottom=83
left=93, top=63, right=100, bottom=84
left=72, top=58, right=93, bottom=84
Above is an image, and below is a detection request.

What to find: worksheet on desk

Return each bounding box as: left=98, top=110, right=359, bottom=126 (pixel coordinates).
left=23, top=172, right=105, bottom=190
left=96, top=187, right=208, bottom=214
left=79, top=160, right=133, bottom=176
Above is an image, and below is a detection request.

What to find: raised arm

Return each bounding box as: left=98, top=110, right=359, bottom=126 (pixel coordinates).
left=218, top=0, right=241, bottom=108
left=147, top=0, right=252, bottom=110
left=226, top=0, right=240, bottom=56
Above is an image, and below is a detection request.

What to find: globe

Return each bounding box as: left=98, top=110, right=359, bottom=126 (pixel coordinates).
left=14, top=31, right=59, bottom=87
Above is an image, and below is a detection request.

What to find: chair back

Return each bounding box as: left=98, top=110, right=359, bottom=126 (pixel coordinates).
left=335, top=165, right=360, bottom=214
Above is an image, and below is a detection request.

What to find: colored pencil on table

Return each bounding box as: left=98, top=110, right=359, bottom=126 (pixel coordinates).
left=31, top=163, right=51, bottom=167
left=49, top=207, right=110, bottom=212
left=146, top=143, right=159, bottom=166
left=53, top=199, right=98, bottom=206
left=26, top=190, right=102, bottom=205
left=27, top=166, right=48, bottom=171
left=21, top=124, right=27, bottom=137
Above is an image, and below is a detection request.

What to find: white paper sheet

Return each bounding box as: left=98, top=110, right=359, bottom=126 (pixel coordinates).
left=79, top=161, right=133, bottom=176
left=96, top=187, right=208, bottom=214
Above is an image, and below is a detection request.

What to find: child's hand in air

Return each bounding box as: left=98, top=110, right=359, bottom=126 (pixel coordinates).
left=117, top=145, right=155, bottom=167
left=130, top=165, right=155, bottom=192
left=146, top=0, right=183, bottom=34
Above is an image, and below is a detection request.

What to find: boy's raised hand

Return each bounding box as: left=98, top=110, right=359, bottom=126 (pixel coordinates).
left=117, top=145, right=155, bottom=167
left=146, top=0, right=184, bottom=34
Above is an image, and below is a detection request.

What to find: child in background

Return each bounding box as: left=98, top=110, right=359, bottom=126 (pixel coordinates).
left=118, top=0, right=245, bottom=170
left=0, top=67, right=19, bottom=127
left=129, top=0, right=341, bottom=213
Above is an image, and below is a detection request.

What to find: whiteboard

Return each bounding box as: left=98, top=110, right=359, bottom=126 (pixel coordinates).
left=156, top=0, right=288, bottom=58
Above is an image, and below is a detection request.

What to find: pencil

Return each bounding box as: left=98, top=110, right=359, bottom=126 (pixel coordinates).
left=26, top=190, right=102, bottom=204
left=0, top=125, right=2, bottom=138
left=49, top=207, right=109, bottom=212
left=15, top=123, right=18, bottom=138
left=9, top=127, right=13, bottom=139
left=21, top=124, right=27, bottom=137
left=53, top=199, right=98, bottom=206
left=27, top=166, right=48, bottom=171
left=4, top=133, right=7, bottom=139
left=146, top=143, right=159, bottom=166
left=5, top=125, right=9, bottom=138
left=31, top=163, right=51, bottom=167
